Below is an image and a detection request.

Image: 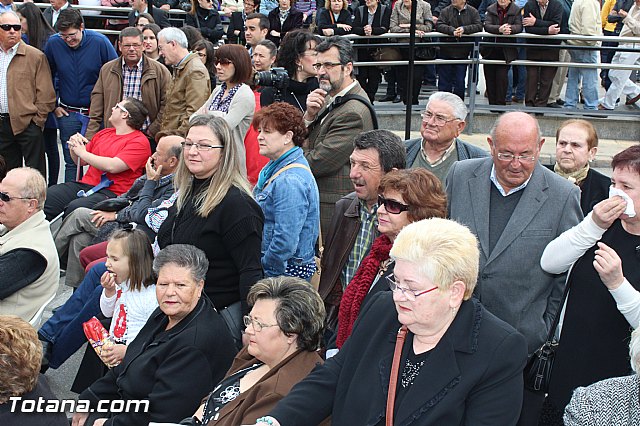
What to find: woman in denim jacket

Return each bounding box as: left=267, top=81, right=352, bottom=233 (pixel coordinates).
left=253, top=102, right=320, bottom=280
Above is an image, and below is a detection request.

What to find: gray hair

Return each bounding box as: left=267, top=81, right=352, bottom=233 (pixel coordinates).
left=158, top=27, right=188, bottom=49
left=10, top=168, right=46, bottom=211
left=353, top=129, right=406, bottom=173
left=153, top=244, right=209, bottom=282
left=316, top=35, right=354, bottom=67
left=489, top=112, right=542, bottom=144
left=631, top=328, right=640, bottom=373
left=0, top=10, right=20, bottom=21
left=426, top=92, right=468, bottom=121
left=247, top=276, right=325, bottom=351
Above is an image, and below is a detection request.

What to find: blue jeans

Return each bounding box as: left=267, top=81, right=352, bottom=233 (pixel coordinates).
left=438, top=63, right=467, bottom=100
left=507, top=46, right=526, bottom=101
left=39, top=262, right=107, bottom=369
left=565, top=49, right=599, bottom=110
left=57, top=113, right=86, bottom=182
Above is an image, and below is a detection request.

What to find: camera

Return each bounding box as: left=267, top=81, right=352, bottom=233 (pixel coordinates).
left=254, top=67, right=290, bottom=91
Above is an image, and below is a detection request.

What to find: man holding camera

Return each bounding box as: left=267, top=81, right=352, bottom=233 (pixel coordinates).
left=303, top=36, right=375, bottom=235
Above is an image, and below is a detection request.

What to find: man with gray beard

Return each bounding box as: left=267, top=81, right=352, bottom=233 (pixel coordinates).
left=302, top=36, right=376, bottom=234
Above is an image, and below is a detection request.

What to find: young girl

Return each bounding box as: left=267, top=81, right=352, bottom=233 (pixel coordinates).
left=97, top=228, right=157, bottom=367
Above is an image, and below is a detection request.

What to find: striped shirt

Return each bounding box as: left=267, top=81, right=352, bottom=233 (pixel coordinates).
left=341, top=199, right=378, bottom=289
left=122, top=57, right=149, bottom=130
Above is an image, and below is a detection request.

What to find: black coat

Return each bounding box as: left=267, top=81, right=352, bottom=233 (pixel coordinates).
left=43, top=4, right=73, bottom=29
left=544, top=165, right=611, bottom=216
left=269, top=293, right=528, bottom=425
left=260, top=77, right=319, bottom=111
left=79, top=297, right=237, bottom=426
left=481, top=2, right=523, bottom=63
left=316, top=8, right=354, bottom=35
left=0, top=375, right=68, bottom=426
left=226, top=11, right=246, bottom=44
left=436, top=4, right=483, bottom=59
left=352, top=4, right=392, bottom=60
left=185, top=6, right=225, bottom=43
left=127, top=6, right=171, bottom=28
left=267, top=7, right=304, bottom=45
left=522, top=0, right=563, bottom=60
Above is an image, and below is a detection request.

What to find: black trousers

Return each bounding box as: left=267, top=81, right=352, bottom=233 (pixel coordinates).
left=357, top=66, right=382, bottom=103
left=484, top=63, right=510, bottom=105
left=525, top=65, right=558, bottom=107
left=44, top=181, right=116, bottom=221
left=517, top=386, right=546, bottom=426
left=0, top=118, right=46, bottom=177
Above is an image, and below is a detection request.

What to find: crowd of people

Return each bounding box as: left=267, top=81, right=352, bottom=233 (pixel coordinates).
left=0, top=0, right=639, bottom=425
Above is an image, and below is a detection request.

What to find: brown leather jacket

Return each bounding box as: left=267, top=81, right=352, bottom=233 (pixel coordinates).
left=7, top=42, right=55, bottom=135
left=160, top=52, right=210, bottom=134
left=86, top=55, right=172, bottom=139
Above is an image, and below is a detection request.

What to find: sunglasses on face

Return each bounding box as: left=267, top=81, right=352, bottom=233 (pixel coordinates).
left=378, top=194, right=409, bottom=214
left=0, top=24, right=22, bottom=32
left=0, top=191, right=32, bottom=203
left=214, top=58, right=233, bottom=66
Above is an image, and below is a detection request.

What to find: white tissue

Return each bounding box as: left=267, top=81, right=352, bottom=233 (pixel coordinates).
left=609, top=186, right=636, bottom=218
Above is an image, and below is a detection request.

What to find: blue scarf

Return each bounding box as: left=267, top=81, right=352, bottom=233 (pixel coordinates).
left=255, top=146, right=300, bottom=192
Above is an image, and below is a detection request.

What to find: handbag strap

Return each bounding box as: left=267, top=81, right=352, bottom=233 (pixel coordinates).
left=263, top=163, right=312, bottom=190
left=545, top=275, right=573, bottom=343
left=386, top=325, right=408, bottom=426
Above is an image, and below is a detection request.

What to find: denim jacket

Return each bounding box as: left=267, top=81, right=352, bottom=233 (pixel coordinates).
left=254, top=148, right=320, bottom=277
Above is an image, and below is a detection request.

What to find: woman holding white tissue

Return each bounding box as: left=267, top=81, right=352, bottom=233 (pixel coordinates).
left=540, top=144, right=640, bottom=418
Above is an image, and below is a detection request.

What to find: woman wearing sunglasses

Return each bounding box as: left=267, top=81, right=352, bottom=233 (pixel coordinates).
left=185, top=0, right=225, bottom=45
left=194, top=44, right=255, bottom=175
left=335, top=168, right=447, bottom=349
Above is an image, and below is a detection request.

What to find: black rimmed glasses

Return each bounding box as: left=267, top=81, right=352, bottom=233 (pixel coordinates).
left=0, top=24, right=21, bottom=32
left=386, top=275, right=439, bottom=301
left=243, top=315, right=278, bottom=332
left=0, top=191, right=33, bottom=203
left=58, top=30, right=80, bottom=40
left=378, top=194, right=409, bottom=214
left=181, top=140, right=224, bottom=151
left=420, top=110, right=459, bottom=126
left=312, top=61, right=343, bottom=71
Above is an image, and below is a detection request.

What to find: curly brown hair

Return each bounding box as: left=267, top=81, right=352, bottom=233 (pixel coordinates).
left=378, top=169, right=447, bottom=222
left=252, top=102, right=308, bottom=147
left=0, top=315, right=42, bottom=403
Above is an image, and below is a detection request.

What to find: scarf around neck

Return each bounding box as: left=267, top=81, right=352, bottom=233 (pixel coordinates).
left=255, top=146, right=300, bottom=192
left=554, top=162, right=590, bottom=186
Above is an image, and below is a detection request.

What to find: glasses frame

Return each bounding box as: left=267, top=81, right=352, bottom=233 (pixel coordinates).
left=0, top=24, right=22, bottom=32
left=378, top=194, right=409, bottom=215
left=496, top=152, right=537, bottom=163
left=0, top=191, right=33, bottom=203
left=243, top=315, right=278, bottom=332
left=58, top=30, right=80, bottom=40
left=420, top=111, right=459, bottom=127
left=386, top=275, right=439, bottom=301
left=115, top=103, right=129, bottom=114
left=182, top=140, right=224, bottom=152
left=312, top=61, right=343, bottom=71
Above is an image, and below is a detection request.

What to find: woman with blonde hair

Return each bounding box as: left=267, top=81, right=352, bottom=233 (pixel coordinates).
left=156, top=115, right=264, bottom=347
left=317, top=0, right=353, bottom=36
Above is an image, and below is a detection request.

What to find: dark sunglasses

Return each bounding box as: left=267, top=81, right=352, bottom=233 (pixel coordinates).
left=378, top=194, right=409, bottom=215
left=214, top=58, right=233, bottom=66
left=0, top=24, right=22, bottom=32
left=0, top=191, right=33, bottom=203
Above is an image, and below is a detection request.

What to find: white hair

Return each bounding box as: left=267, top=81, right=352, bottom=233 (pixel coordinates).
left=158, top=27, right=188, bottom=49
left=426, top=92, right=468, bottom=121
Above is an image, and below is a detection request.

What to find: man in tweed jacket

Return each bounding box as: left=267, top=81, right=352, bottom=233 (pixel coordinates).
left=302, top=36, right=375, bottom=235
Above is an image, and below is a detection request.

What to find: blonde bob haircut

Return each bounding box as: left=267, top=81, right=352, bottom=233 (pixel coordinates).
left=390, top=218, right=479, bottom=300
left=175, top=115, right=252, bottom=217
left=325, top=0, right=348, bottom=10
left=0, top=315, right=42, bottom=403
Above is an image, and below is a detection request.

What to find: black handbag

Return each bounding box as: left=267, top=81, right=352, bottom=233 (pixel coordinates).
left=523, top=277, right=572, bottom=392
left=92, top=197, right=131, bottom=213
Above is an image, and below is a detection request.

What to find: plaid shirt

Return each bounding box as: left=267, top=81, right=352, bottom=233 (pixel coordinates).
left=341, top=199, right=378, bottom=289
left=122, top=57, right=149, bottom=130
left=0, top=42, right=19, bottom=114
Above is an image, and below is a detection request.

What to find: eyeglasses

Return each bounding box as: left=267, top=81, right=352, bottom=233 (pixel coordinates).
left=115, top=103, right=129, bottom=114
left=312, top=61, right=343, bottom=71
left=420, top=111, right=459, bottom=126
left=182, top=140, right=224, bottom=151
left=378, top=194, right=409, bottom=214
left=214, top=58, right=233, bottom=66
left=121, top=43, right=142, bottom=50
left=0, top=24, right=21, bottom=32
left=0, top=191, right=33, bottom=203
left=386, top=275, right=439, bottom=301
left=58, top=30, right=80, bottom=40
left=496, top=152, right=537, bottom=163
left=243, top=315, right=278, bottom=332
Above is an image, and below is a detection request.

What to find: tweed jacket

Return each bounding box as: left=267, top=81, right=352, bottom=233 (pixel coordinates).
left=304, top=82, right=375, bottom=209
left=86, top=55, right=171, bottom=139
left=6, top=41, right=55, bottom=135
left=160, top=52, right=211, bottom=134
left=404, top=137, right=488, bottom=172
left=446, top=158, right=582, bottom=354
left=564, top=374, right=640, bottom=425
left=481, top=1, right=523, bottom=63
left=522, top=0, right=563, bottom=60
left=206, top=347, right=326, bottom=426
left=269, top=294, right=528, bottom=425
left=390, top=0, right=434, bottom=36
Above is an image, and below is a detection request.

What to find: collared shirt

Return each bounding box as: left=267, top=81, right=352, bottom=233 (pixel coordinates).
left=122, top=56, right=149, bottom=130
left=0, top=3, right=13, bottom=13
left=44, top=29, right=118, bottom=107
left=420, top=139, right=457, bottom=167
left=0, top=41, right=19, bottom=113
left=341, top=199, right=379, bottom=289
left=52, top=2, right=70, bottom=27
left=490, top=164, right=532, bottom=196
